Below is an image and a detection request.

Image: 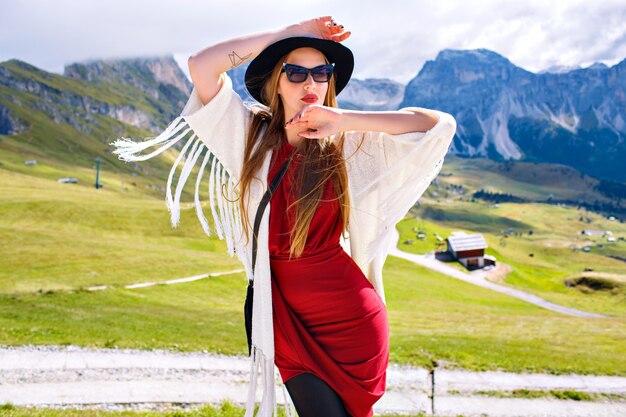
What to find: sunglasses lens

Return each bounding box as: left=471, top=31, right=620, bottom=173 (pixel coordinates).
left=284, top=64, right=334, bottom=82
left=312, top=65, right=333, bottom=82
left=285, top=66, right=307, bottom=82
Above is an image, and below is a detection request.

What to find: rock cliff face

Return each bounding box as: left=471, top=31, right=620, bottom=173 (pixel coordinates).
left=0, top=102, right=27, bottom=135
left=338, top=78, right=404, bottom=111
left=399, top=48, right=626, bottom=182
left=64, top=56, right=191, bottom=99
left=0, top=57, right=192, bottom=135
left=64, top=56, right=192, bottom=133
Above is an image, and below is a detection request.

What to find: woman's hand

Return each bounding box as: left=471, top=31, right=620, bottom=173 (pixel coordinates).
left=285, top=105, right=344, bottom=139
left=293, top=16, right=351, bottom=42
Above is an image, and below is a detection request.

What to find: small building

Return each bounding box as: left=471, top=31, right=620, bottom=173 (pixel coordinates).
left=446, top=232, right=496, bottom=270
left=582, top=229, right=608, bottom=236
left=58, top=177, right=78, bottom=184
left=24, top=160, right=37, bottom=165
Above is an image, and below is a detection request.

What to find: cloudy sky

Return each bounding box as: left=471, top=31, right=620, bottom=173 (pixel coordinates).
left=1, top=0, right=625, bottom=84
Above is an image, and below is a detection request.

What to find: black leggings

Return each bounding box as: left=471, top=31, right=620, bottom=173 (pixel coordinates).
left=285, top=372, right=351, bottom=417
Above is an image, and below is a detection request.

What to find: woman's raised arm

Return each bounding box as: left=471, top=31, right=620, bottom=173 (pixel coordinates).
left=188, top=16, right=351, bottom=105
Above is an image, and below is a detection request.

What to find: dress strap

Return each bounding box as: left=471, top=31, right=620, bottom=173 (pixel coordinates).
left=251, top=147, right=298, bottom=283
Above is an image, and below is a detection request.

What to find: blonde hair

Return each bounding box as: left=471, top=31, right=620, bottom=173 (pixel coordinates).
left=236, top=49, right=355, bottom=259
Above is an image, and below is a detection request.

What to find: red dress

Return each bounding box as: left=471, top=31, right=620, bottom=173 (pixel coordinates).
left=268, top=137, right=390, bottom=417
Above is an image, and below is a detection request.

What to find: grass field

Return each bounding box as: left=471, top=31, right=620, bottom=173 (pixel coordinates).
left=2, top=252, right=624, bottom=374
left=399, top=200, right=626, bottom=317
left=0, top=167, right=236, bottom=294
left=1, top=150, right=625, bottom=376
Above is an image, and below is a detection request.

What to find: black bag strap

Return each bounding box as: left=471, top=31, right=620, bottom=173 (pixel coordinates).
left=250, top=147, right=298, bottom=283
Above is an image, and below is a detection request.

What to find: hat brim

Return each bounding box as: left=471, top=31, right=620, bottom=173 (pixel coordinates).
left=244, top=37, right=354, bottom=106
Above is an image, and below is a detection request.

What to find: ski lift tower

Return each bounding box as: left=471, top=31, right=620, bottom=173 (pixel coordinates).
left=95, top=157, right=102, bottom=189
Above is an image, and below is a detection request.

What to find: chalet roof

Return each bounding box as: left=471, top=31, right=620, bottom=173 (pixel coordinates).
left=447, top=233, right=488, bottom=251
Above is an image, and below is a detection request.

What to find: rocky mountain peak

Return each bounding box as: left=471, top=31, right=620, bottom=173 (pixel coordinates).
left=64, top=55, right=191, bottom=96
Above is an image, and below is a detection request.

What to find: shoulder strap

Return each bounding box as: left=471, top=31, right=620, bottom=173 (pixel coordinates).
left=250, top=147, right=298, bottom=283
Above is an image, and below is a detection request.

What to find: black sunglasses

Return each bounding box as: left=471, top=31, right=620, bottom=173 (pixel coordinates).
left=281, top=63, right=335, bottom=83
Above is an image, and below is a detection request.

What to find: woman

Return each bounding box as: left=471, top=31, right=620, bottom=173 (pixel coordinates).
left=112, top=16, right=456, bottom=417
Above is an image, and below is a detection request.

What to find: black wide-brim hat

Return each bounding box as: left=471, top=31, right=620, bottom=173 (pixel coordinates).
left=244, top=36, right=354, bottom=106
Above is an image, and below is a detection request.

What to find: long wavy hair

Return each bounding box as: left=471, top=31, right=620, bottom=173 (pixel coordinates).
left=236, top=49, right=356, bottom=259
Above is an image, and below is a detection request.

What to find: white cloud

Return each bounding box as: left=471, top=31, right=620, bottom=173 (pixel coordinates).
left=0, top=0, right=624, bottom=84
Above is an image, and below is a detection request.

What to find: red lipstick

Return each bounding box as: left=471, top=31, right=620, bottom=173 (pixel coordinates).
left=301, top=94, right=319, bottom=103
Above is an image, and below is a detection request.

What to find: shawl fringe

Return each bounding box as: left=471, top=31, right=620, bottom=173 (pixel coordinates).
left=245, top=345, right=296, bottom=417
left=110, top=116, right=242, bottom=258
left=110, top=117, right=292, bottom=417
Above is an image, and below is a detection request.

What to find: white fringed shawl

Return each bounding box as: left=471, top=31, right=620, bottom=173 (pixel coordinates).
left=110, top=71, right=456, bottom=417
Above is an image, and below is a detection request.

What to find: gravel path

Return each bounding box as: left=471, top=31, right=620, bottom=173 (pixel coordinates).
left=387, top=229, right=608, bottom=318
left=1, top=345, right=625, bottom=417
